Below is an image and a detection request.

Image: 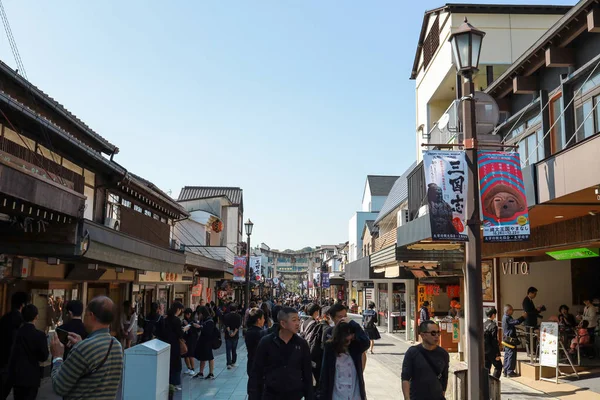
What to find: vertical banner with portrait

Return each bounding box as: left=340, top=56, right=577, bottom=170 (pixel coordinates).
left=233, top=257, right=247, bottom=282
left=250, top=256, right=262, bottom=280
left=423, top=151, right=469, bottom=241
left=481, top=261, right=494, bottom=302
left=478, top=151, right=530, bottom=242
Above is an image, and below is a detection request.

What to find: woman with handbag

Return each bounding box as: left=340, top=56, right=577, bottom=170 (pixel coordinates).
left=160, top=302, right=189, bottom=391
left=501, top=304, right=526, bottom=378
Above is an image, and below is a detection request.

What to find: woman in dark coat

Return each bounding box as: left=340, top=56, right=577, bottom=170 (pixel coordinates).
left=182, top=308, right=201, bottom=376
left=194, top=306, right=216, bottom=380
left=159, top=302, right=187, bottom=391
left=319, top=321, right=370, bottom=400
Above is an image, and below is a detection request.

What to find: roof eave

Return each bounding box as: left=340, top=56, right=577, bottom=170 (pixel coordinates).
left=0, top=61, right=118, bottom=154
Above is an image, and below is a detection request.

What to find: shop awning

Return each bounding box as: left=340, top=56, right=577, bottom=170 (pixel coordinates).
left=83, top=221, right=186, bottom=273
left=345, top=256, right=371, bottom=281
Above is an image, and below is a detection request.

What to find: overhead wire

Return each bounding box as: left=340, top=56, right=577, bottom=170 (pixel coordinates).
left=516, top=57, right=600, bottom=165
left=499, top=57, right=600, bottom=146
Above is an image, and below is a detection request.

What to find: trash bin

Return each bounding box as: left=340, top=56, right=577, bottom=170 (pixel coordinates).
left=122, top=339, right=171, bottom=400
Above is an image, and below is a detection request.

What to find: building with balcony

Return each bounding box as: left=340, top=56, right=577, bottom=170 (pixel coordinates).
left=412, top=3, right=569, bottom=161
left=0, top=58, right=189, bottom=325
left=176, top=186, right=244, bottom=303
left=480, top=0, right=600, bottom=335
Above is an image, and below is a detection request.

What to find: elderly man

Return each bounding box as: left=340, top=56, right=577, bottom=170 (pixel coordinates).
left=502, top=304, right=526, bottom=378
left=50, top=296, right=123, bottom=400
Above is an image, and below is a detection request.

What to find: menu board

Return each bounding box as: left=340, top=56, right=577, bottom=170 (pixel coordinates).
left=539, top=322, right=559, bottom=367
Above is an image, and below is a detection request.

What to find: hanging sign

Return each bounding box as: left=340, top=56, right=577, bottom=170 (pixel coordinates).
left=478, top=151, right=530, bottom=242
left=250, top=256, right=262, bottom=279
left=322, top=273, right=330, bottom=288
left=233, top=257, right=247, bottom=282
left=539, top=322, right=559, bottom=368
left=423, top=151, right=469, bottom=241
left=417, top=285, right=427, bottom=306
left=191, top=284, right=202, bottom=297
left=547, top=248, right=600, bottom=260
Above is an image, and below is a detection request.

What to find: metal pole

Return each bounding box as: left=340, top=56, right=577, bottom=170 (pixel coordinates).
left=245, top=235, right=251, bottom=312
left=463, top=77, right=485, bottom=400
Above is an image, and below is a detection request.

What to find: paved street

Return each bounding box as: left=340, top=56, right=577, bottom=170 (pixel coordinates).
left=12, top=328, right=600, bottom=400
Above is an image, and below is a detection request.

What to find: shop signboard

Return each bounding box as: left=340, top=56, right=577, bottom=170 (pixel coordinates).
left=191, top=284, right=202, bottom=297
left=539, top=322, right=559, bottom=368
left=452, top=321, right=460, bottom=343
left=365, top=288, right=375, bottom=303
left=322, top=273, right=330, bottom=288
left=478, top=151, right=530, bottom=242
left=233, top=257, right=247, bottom=282
left=547, top=248, right=600, bottom=260
left=417, top=285, right=427, bottom=307
left=423, top=151, right=469, bottom=241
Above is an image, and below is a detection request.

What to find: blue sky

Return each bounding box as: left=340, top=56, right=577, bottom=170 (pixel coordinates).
left=1, top=0, right=574, bottom=249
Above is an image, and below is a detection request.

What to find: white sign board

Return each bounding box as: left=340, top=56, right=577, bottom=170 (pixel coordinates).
left=365, top=288, right=375, bottom=303
left=539, top=322, right=559, bottom=368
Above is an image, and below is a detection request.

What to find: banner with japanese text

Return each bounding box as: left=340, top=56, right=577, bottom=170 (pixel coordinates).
left=250, top=256, right=262, bottom=280
left=423, top=151, right=469, bottom=241
left=478, top=151, right=530, bottom=242
left=233, top=257, right=246, bottom=282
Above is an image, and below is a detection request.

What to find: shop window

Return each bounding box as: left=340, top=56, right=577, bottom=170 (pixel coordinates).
left=134, top=204, right=143, bottom=213
left=144, top=209, right=152, bottom=217
left=106, top=193, right=120, bottom=222
left=505, top=113, right=543, bottom=166
left=121, top=198, right=132, bottom=208
left=575, top=99, right=595, bottom=142
left=84, top=185, right=94, bottom=220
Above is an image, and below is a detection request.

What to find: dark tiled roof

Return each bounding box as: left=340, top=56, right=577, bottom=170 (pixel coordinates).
left=0, top=59, right=117, bottom=153
left=178, top=186, right=243, bottom=206
left=367, top=175, right=400, bottom=196
left=374, top=162, right=418, bottom=225
left=127, top=173, right=188, bottom=216
left=366, top=220, right=375, bottom=233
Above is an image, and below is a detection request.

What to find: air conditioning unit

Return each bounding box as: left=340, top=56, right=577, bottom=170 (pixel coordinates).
left=397, top=209, right=410, bottom=227
left=104, top=218, right=120, bottom=231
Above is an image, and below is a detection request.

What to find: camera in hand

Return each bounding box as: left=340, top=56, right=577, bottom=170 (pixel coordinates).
left=539, top=305, right=547, bottom=312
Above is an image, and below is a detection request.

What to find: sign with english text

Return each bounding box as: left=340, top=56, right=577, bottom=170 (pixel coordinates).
left=423, top=151, right=468, bottom=241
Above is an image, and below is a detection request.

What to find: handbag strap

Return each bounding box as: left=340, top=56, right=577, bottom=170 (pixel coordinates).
left=416, top=345, right=442, bottom=380
left=82, top=338, right=114, bottom=379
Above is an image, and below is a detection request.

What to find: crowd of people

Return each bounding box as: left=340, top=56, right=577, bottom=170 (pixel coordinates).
left=8, top=287, right=598, bottom=399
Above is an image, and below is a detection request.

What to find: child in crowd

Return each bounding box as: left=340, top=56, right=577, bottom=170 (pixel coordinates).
left=569, top=320, right=590, bottom=354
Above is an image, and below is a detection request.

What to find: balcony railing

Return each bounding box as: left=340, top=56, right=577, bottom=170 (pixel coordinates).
left=182, top=245, right=235, bottom=265
left=426, top=100, right=461, bottom=147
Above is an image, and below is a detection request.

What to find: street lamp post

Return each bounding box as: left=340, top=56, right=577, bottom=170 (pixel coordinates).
left=244, top=219, right=254, bottom=313
left=449, top=18, right=486, bottom=400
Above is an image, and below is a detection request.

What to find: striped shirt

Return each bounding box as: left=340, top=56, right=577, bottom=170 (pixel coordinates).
left=51, top=328, right=123, bottom=400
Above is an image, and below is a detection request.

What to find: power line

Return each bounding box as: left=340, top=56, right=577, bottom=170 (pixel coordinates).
left=0, top=0, right=26, bottom=79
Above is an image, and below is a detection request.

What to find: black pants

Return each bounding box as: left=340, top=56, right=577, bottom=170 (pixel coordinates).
left=485, top=355, right=503, bottom=379
left=13, top=386, right=38, bottom=400
left=226, top=338, right=238, bottom=366
left=0, top=369, right=11, bottom=400
left=503, top=346, right=517, bottom=375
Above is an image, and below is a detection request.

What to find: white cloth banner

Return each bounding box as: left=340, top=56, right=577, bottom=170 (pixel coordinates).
left=423, top=150, right=469, bottom=241
left=250, top=256, right=262, bottom=279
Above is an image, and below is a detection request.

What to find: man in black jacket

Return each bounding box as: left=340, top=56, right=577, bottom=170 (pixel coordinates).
left=0, top=292, right=29, bottom=400
left=522, top=287, right=543, bottom=329
left=8, top=304, right=49, bottom=400
left=60, top=300, right=87, bottom=360
left=223, top=304, right=242, bottom=369
left=248, top=307, right=313, bottom=400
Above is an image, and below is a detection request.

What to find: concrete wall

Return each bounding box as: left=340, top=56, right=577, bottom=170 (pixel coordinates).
left=348, top=211, right=379, bottom=262
left=499, top=259, right=573, bottom=317
left=225, top=206, right=239, bottom=252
